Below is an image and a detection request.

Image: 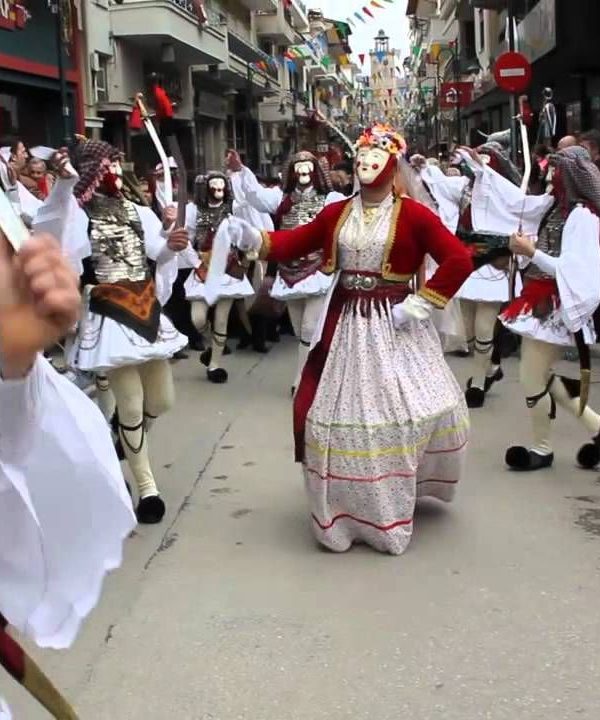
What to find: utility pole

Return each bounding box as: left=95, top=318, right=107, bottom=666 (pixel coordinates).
left=51, top=0, right=71, bottom=146
left=507, top=0, right=518, bottom=162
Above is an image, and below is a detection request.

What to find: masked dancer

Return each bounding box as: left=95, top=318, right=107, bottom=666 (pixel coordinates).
left=184, top=172, right=254, bottom=383
left=231, top=124, right=476, bottom=556
left=501, top=146, right=600, bottom=471
left=67, top=140, right=188, bottom=524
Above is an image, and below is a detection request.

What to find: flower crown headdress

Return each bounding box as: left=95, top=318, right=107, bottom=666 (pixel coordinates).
left=356, top=124, right=407, bottom=157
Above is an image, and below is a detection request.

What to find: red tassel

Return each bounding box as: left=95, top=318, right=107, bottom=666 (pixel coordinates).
left=502, top=279, right=558, bottom=321
left=152, top=84, right=174, bottom=121
left=129, top=105, right=143, bottom=130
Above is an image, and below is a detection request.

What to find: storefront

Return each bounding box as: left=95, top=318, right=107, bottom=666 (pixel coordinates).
left=0, top=0, right=83, bottom=145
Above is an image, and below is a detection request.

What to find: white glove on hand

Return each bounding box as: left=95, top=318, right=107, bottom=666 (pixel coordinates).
left=229, top=217, right=262, bottom=254
left=392, top=294, right=434, bottom=330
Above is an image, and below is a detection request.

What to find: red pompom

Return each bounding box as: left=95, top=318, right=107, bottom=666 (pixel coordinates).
left=129, top=105, right=143, bottom=130
left=152, top=85, right=174, bottom=121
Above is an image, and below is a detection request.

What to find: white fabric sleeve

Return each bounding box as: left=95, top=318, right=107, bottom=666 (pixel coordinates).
left=137, top=204, right=178, bottom=305
left=556, top=206, right=600, bottom=332
left=0, top=356, right=45, bottom=462
left=240, top=167, right=283, bottom=214
left=421, top=166, right=468, bottom=233
left=531, top=250, right=558, bottom=277
left=325, top=191, right=347, bottom=206
left=0, top=356, right=135, bottom=650
left=471, top=164, right=554, bottom=236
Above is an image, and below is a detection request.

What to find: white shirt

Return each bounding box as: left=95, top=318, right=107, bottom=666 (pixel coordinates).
left=0, top=357, right=135, bottom=650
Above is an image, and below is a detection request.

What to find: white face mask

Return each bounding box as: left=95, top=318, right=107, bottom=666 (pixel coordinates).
left=209, top=178, right=226, bottom=202
left=356, top=147, right=390, bottom=185
left=294, top=160, right=314, bottom=187
left=108, top=160, right=123, bottom=190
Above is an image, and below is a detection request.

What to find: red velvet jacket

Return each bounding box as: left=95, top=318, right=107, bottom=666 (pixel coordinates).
left=260, top=195, right=473, bottom=308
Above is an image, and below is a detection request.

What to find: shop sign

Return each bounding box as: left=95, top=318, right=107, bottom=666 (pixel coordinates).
left=439, top=82, right=474, bottom=109
left=0, top=0, right=30, bottom=30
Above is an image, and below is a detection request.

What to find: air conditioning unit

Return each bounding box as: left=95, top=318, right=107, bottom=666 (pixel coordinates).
left=90, top=52, right=101, bottom=72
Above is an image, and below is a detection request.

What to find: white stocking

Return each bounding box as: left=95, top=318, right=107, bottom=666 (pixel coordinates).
left=287, top=296, right=325, bottom=390
left=95, top=373, right=116, bottom=422
left=139, top=359, right=175, bottom=429
left=107, top=364, right=157, bottom=499
left=471, top=302, right=502, bottom=390
left=519, top=339, right=563, bottom=455
left=211, top=298, right=234, bottom=370
left=191, top=300, right=209, bottom=336
left=550, top=370, right=600, bottom=436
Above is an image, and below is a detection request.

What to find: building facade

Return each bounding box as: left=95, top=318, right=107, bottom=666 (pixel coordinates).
left=0, top=0, right=84, bottom=145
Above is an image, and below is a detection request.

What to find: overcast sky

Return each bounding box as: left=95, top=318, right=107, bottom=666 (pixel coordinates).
left=314, top=0, right=410, bottom=71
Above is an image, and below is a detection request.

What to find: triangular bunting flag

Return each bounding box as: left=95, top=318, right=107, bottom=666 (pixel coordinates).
left=354, top=10, right=366, bottom=23
left=363, top=6, right=374, bottom=18
left=358, top=53, right=365, bottom=65
left=346, top=16, right=355, bottom=28
left=371, top=0, right=385, bottom=6
left=387, top=88, right=393, bottom=96
left=375, top=50, right=385, bottom=63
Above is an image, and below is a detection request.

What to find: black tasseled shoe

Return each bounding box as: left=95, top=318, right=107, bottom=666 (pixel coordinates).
left=465, top=379, right=486, bottom=409
left=577, top=435, right=600, bottom=469
left=136, top=495, right=166, bottom=524
left=484, top=366, right=504, bottom=393
left=207, top=367, right=228, bottom=384
left=505, top=446, right=554, bottom=471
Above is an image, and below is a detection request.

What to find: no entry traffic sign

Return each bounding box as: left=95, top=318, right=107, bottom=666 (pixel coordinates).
left=494, top=52, right=532, bottom=94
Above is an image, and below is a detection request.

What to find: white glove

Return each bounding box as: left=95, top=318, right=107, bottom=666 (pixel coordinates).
left=228, top=216, right=262, bottom=254
left=392, top=294, right=434, bottom=330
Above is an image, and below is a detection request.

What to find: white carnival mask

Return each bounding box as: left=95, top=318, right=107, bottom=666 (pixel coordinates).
left=356, top=147, right=390, bottom=185
left=108, top=160, right=123, bottom=190
left=294, top=160, right=314, bottom=186
left=209, top=177, right=226, bottom=202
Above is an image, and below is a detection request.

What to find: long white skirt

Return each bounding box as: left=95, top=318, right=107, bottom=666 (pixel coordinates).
left=68, top=292, right=187, bottom=372
left=184, top=272, right=254, bottom=304
left=271, top=270, right=332, bottom=301
left=455, top=266, right=521, bottom=303
left=0, top=358, right=135, bottom=649
left=304, top=301, right=469, bottom=556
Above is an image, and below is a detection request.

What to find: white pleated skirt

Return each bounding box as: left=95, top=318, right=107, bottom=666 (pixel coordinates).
left=68, top=289, right=187, bottom=372
left=184, top=272, right=254, bottom=304
left=455, top=266, right=522, bottom=303
left=270, top=270, right=333, bottom=301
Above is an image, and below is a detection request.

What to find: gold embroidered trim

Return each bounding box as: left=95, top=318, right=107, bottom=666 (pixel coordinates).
left=323, top=201, right=353, bottom=274
left=381, top=197, right=405, bottom=281
left=259, top=230, right=272, bottom=260
left=418, top=286, right=449, bottom=308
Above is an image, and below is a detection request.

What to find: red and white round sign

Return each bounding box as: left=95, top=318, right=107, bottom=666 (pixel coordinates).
left=494, top=52, right=532, bottom=94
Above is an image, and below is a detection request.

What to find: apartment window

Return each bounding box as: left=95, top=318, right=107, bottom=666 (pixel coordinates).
left=93, top=54, right=109, bottom=104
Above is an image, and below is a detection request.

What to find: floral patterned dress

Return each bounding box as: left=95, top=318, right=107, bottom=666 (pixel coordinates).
left=303, top=198, right=470, bottom=555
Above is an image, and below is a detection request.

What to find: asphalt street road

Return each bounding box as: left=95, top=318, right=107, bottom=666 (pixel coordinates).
left=6, top=340, right=600, bottom=720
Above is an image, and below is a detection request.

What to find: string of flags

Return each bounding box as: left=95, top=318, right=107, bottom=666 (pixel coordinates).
left=344, top=0, right=396, bottom=28
left=248, top=0, right=397, bottom=93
